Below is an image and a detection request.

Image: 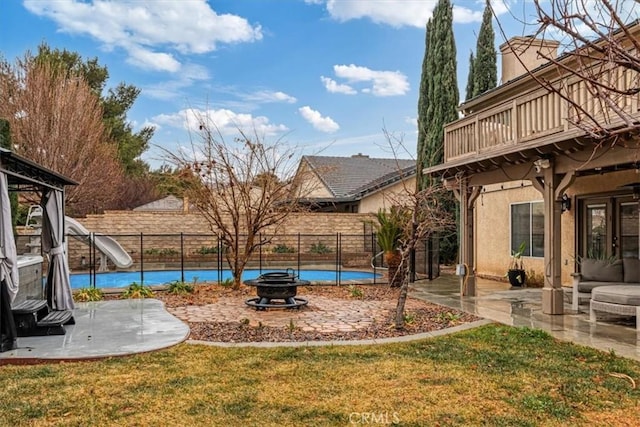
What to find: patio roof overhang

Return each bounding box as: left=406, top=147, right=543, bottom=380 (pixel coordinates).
left=424, top=133, right=640, bottom=188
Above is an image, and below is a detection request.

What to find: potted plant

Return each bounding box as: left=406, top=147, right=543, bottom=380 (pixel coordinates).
left=373, top=208, right=405, bottom=287
left=507, top=241, right=527, bottom=287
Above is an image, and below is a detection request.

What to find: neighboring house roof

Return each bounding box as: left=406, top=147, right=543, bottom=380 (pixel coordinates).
left=133, top=195, right=187, bottom=212
left=302, top=154, right=416, bottom=201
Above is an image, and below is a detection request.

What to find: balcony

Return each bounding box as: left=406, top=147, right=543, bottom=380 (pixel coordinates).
left=443, top=67, right=640, bottom=166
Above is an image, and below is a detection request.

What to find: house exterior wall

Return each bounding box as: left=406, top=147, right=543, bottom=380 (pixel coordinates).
left=476, top=170, right=637, bottom=285
left=475, top=182, right=546, bottom=282
left=358, top=177, right=416, bottom=213
left=294, top=161, right=333, bottom=198
left=301, top=171, right=333, bottom=198
left=499, top=37, right=559, bottom=83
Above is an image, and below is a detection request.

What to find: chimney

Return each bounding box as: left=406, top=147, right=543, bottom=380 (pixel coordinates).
left=352, top=153, right=369, bottom=158
left=500, top=36, right=559, bottom=83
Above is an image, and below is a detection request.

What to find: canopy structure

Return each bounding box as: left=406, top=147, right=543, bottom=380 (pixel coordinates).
left=0, top=148, right=76, bottom=350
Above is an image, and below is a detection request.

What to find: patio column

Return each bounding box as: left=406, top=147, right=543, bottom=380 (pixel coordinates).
left=455, top=177, right=481, bottom=297
left=532, top=161, right=567, bottom=315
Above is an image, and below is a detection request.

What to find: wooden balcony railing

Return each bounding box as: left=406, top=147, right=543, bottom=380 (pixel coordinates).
left=443, top=67, right=640, bottom=163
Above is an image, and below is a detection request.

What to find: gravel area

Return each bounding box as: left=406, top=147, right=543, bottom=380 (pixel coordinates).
left=115, top=284, right=481, bottom=343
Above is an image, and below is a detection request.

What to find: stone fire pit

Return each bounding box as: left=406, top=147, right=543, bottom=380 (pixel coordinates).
left=244, top=270, right=309, bottom=310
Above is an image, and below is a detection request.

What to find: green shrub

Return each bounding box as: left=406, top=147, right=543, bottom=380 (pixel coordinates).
left=195, top=246, right=220, bottom=255
left=73, top=287, right=104, bottom=302
left=272, top=244, right=295, bottom=254
left=144, top=248, right=179, bottom=256
left=167, top=280, right=194, bottom=295
left=310, top=241, right=332, bottom=254
left=122, top=282, right=154, bottom=299
left=348, top=285, right=364, bottom=298
left=219, top=278, right=234, bottom=288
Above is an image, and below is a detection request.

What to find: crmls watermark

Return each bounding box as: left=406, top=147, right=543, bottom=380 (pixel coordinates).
left=348, top=412, right=400, bottom=425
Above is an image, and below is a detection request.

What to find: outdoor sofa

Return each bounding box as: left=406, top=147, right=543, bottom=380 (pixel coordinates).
left=571, top=258, right=640, bottom=312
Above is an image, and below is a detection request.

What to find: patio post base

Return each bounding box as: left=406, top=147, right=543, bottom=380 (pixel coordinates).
left=542, top=288, right=564, bottom=315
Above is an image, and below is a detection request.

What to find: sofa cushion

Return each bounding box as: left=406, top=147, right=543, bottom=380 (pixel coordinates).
left=591, top=285, right=640, bottom=305
left=578, top=281, right=626, bottom=293
left=581, top=259, right=623, bottom=282
left=623, top=258, right=640, bottom=283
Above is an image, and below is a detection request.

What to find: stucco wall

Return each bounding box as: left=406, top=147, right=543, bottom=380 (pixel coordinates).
left=297, top=164, right=333, bottom=198
left=358, top=177, right=416, bottom=214
left=475, top=182, right=546, bottom=281
left=475, top=170, right=637, bottom=285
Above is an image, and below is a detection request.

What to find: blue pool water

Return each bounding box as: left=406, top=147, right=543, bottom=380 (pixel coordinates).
left=70, top=269, right=381, bottom=289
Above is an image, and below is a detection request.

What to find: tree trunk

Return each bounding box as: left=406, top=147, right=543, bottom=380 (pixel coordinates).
left=395, top=268, right=410, bottom=329
left=385, top=250, right=403, bottom=287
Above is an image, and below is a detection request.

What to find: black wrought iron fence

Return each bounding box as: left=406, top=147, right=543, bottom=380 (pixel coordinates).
left=55, top=232, right=440, bottom=289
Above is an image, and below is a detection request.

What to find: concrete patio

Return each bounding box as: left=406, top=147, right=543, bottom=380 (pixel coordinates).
left=411, top=274, right=640, bottom=361
left=0, top=299, right=190, bottom=364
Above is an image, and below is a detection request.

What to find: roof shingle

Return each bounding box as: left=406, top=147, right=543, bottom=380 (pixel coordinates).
left=303, top=154, right=416, bottom=199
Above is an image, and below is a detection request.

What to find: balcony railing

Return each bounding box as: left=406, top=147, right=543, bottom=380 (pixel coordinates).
left=444, top=67, right=640, bottom=163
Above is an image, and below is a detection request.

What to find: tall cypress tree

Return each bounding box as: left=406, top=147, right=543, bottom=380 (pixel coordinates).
left=416, top=0, right=459, bottom=263
left=416, top=17, right=431, bottom=189
left=417, top=0, right=459, bottom=188
left=465, top=51, right=476, bottom=101
left=473, top=0, right=497, bottom=97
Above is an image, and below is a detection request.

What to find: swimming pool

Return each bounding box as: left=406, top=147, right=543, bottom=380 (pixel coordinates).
left=70, top=269, right=382, bottom=289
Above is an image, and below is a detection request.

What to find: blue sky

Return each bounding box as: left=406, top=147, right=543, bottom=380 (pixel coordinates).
left=0, top=0, right=545, bottom=168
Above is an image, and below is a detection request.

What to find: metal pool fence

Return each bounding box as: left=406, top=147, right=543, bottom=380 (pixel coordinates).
left=20, top=232, right=439, bottom=288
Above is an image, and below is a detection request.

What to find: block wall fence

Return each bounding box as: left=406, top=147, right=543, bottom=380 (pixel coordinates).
left=53, top=211, right=378, bottom=269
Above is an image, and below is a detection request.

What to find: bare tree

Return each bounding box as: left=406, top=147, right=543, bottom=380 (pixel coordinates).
left=375, top=130, right=454, bottom=329
left=494, top=0, right=640, bottom=143
left=163, top=120, right=312, bottom=289
left=0, top=54, right=124, bottom=216
left=391, top=183, right=453, bottom=329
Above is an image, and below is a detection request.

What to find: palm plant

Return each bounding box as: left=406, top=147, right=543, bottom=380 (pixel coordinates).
left=507, top=241, right=527, bottom=286
left=373, top=208, right=406, bottom=287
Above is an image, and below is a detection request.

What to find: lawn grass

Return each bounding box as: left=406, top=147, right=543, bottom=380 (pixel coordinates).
left=1, top=324, right=640, bottom=426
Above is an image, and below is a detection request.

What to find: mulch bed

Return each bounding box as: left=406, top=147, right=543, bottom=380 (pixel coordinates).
left=109, top=284, right=482, bottom=343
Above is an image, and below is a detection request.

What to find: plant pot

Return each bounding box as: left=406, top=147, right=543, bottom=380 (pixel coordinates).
left=507, top=269, right=526, bottom=287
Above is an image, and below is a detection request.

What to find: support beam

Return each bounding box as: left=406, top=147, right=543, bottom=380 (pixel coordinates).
left=540, top=162, right=564, bottom=315
left=554, top=170, right=576, bottom=200
left=455, top=178, right=481, bottom=297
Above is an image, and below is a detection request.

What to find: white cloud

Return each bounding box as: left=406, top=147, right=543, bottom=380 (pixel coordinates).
left=24, top=0, right=262, bottom=72
left=321, top=76, right=357, bottom=95
left=332, top=64, right=409, bottom=96
left=298, top=106, right=340, bottom=133
left=143, top=64, right=211, bottom=100
left=453, top=6, right=483, bottom=24
left=125, top=46, right=181, bottom=72
left=151, top=108, right=288, bottom=136
left=310, top=0, right=504, bottom=27
left=324, top=0, right=438, bottom=27
left=242, top=90, right=297, bottom=104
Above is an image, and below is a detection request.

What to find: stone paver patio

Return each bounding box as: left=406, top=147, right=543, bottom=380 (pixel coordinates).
left=168, top=295, right=428, bottom=333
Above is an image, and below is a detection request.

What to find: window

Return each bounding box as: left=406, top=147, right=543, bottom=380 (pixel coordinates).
left=511, top=201, right=544, bottom=257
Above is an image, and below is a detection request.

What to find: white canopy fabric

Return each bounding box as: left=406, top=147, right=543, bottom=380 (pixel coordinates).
left=0, top=172, right=18, bottom=302
left=42, top=189, right=74, bottom=311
